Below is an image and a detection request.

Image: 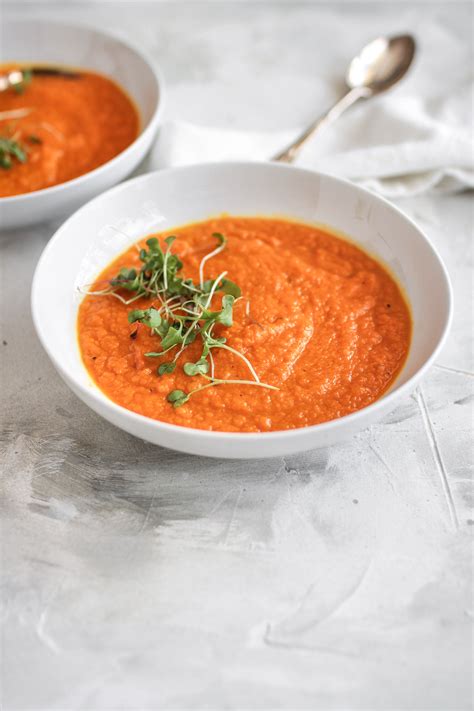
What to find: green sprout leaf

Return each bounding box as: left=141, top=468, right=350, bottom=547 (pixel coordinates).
left=183, top=358, right=209, bottom=377
left=128, top=309, right=146, bottom=323
left=220, top=279, right=241, bottom=298
left=0, top=137, right=28, bottom=169
left=202, top=277, right=241, bottom=298
left=111, top=267, right=139, bottom=291
left=160, top=325, right=183, bottom=351
left=13, top=69, right=32, bottom=94
left=212, top=232, right=227, bottom=246
left=128, top=307, right=162, bottom=329
left=201, top=279, right=215, bottom=294
left=216, top=294, right=235, bottom=327
left=158, top=362, right=176, bottom=376
left=145, top=237, right=160, bottom=251
left=205, top=335, right=226, bottom=347
left=143, top=308, right=162, bottom=329
left=167, top=389, right=189, bottom=408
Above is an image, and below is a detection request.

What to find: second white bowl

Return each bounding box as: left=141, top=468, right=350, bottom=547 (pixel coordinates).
left=0, top=19, right=164, bottom=230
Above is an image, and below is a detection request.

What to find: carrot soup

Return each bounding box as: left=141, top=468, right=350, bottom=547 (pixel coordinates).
left=77, top=217, right=411, bottom=433
left=0, top=64, right=139, bottom=196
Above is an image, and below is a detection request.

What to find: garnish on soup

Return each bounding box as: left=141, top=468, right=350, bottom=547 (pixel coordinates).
left=12, top=68, right=32, bottom=95
left=0, top=136, right=27, bottom=169
left=78, top=217, right=412, bottom=433
left=0, top=64, right=139, bottom=196
left=82, top=232, right=278, bottom=407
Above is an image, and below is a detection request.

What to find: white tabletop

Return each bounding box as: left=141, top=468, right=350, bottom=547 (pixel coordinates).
left=1, top=2, right=472, bottom=710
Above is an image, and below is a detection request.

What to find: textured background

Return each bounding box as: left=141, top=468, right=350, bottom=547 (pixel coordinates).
left=1, top=2, right=473, bottom=709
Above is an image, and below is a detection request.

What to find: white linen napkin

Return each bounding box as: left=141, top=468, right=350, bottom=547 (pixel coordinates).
left=148, top=82, right=473, bottom=198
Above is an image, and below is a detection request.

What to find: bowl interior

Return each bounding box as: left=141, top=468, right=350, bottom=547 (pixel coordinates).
left=32, top=163, right=451, bottom=421
left=2, top=20, right=159, bottom=131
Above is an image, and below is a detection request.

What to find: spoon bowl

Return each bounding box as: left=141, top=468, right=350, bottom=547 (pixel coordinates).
left=347, top=34, right=416, bottom=94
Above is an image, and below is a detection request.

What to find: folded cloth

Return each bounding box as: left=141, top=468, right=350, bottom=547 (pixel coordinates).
left=148, top=82, right=473, bottom=198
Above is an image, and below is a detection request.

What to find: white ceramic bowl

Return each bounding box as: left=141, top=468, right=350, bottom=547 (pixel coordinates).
left=32, top=163, right=452, bottom=458
left=0, top=19, right=164, bottom=230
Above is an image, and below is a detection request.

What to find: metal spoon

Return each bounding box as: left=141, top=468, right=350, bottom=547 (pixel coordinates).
left=273, top=34, right=416, bottom=163
left=0, top=67, right=80, bottom=92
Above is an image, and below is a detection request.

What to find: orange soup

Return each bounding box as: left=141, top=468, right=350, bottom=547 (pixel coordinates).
left=0, top=65, right=139, bottom=196
left=78, top=217, right=411, bottom=433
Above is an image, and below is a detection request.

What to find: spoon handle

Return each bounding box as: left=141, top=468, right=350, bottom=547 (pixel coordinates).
left=273, top=85, right=370, bottom=163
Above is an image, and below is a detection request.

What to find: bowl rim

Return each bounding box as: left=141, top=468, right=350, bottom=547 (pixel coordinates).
left=0, top=17, right=166, bottom=204
left=31, top=161, right=453, bottom=443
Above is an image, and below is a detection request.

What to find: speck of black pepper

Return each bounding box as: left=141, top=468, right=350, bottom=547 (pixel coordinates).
left=2, top=340, right=7, bottom=346
left=386, top=304, right=391, bottom=308
left=92, top=356, right=97, bottom=360
left=353, top=499, right=359, bottom=504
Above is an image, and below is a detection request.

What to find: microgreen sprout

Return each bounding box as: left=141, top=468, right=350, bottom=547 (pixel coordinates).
left=13, top=69, right=32, bottom=95
left=82, top=232, right=278, bottom=406
left=0, top=137, right=27, bottom=169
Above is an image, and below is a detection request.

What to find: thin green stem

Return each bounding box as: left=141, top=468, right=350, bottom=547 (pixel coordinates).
left=204, top=271, right=228, bottom=310
left=199, top=241, right=226, bottom=288
left=201, top=374, right=278, bottom=391
left=0, top=108, right=33, bottom=121
left=209, top=342, right=260, bottom=382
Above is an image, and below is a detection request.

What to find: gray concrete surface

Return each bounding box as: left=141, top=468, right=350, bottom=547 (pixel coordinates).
left=1, top=2, right=473, bottom=709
